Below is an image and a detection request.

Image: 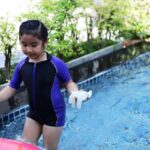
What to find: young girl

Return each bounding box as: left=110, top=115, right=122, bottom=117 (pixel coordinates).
left=0, top=20, right=91, bottom=150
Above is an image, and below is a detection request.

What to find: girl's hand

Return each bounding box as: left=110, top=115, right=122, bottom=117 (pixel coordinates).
left=69, top=90, right=92, bottom=109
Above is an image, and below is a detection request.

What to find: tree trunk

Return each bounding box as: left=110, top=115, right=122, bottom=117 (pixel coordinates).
left=4, top=45, right=12, bottom=80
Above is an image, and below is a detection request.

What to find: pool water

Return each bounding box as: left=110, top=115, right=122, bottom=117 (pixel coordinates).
left=1, top=52, right=150, bottom=150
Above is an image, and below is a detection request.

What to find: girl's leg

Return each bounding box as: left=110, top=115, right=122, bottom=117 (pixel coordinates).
left=42, top=125, right=63, bottom=150
left=22, top=117, right=42, bottom=144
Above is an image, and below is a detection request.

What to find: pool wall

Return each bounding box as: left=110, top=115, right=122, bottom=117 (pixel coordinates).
left=69, top=41, right=149, bottom=82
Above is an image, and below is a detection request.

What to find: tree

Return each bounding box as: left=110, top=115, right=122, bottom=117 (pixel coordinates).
left=124, top=0, right=150, bottom=39
left=0, top=17, right=17, bottom=81
left=94, top=0, right=131, bottom=40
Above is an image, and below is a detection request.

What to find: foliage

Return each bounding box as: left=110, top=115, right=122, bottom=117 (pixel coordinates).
left=0, top=17, right=17, bottom=81
left=45, top=0, right=81, bottom=61
left=94, top=0, right=150, bottom=40
left=123, top=0, right=150, bottom=39
left=94, top=0, right=131, bottom=40
left=79, top=38, right=116, bottom=54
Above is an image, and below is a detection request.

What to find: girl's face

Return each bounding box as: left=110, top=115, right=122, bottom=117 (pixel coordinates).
left=19, top=34, right=47, bottom=60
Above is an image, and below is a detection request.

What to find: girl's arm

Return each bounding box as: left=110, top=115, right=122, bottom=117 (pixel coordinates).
left=65, top=81, right=78, bottom=94
left=0, top=86, right=16, bottom=102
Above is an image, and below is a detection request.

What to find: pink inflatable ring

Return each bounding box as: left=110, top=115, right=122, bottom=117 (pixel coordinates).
left=0, top=138, right=39, bottom=150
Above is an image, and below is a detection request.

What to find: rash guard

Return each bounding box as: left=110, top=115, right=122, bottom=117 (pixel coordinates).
left=9, top=53, right=72, bottom=126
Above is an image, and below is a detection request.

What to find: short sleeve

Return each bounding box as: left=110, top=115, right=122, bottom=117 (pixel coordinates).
left=9, top=60, right=25, bottom=89
left=51, top=56, right=72, bottom=84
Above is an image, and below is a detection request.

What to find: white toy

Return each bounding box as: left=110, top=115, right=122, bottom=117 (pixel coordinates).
left=69, top=90, right=92, bottom=109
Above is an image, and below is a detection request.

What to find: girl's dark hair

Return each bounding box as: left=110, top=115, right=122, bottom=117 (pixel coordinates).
left=19, top=20, right=48, bottom=42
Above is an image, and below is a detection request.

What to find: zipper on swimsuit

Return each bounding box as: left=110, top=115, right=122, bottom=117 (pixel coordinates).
left=32, top=63, right=36, bottom=109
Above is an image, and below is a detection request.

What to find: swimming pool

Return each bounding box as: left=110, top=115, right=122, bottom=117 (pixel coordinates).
left=1, top=52, right=150, bottom=150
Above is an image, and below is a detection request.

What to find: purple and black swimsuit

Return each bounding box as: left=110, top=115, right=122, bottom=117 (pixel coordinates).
left=9, top=53, right=72, bottom=127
